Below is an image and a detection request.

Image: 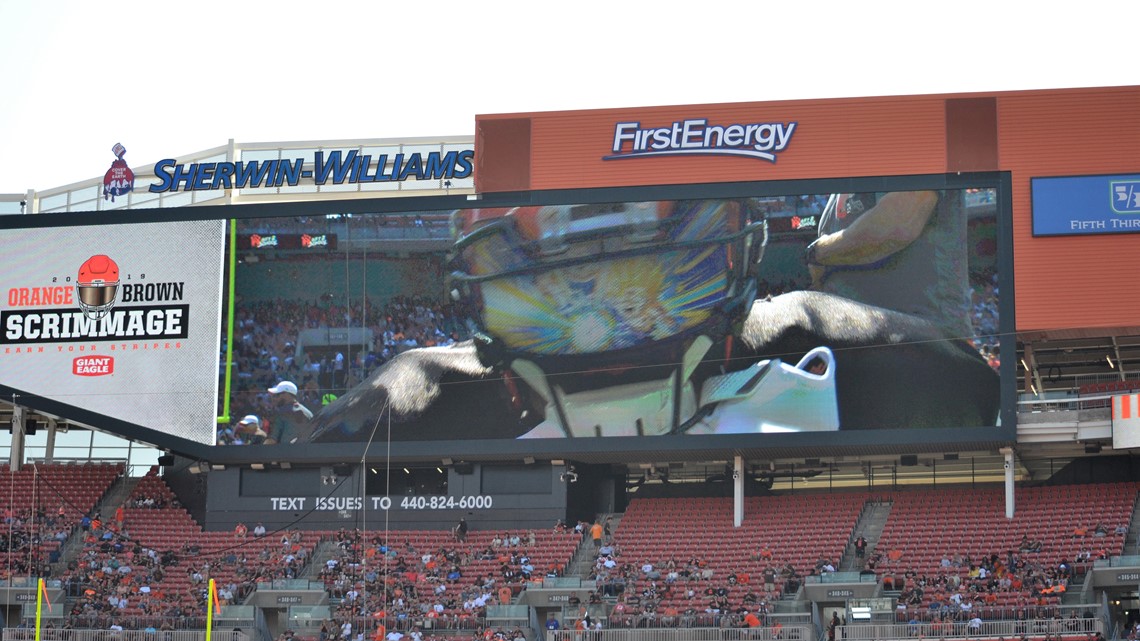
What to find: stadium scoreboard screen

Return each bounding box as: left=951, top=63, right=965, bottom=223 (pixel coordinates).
left=0, top=177, right=1014, bottom=460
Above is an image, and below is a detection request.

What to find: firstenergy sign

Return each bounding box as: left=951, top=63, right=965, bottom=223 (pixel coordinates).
left=606, top=117, right=796, bottom=162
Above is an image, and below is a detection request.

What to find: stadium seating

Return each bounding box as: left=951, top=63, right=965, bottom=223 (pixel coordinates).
left=12, top=470, right=1128, bottom=640
left=0, top=462, right=123, bottom=579
left=1077, top=379, right=1140, bottom=395
left=872, top=483, right=1137, bottom=620
left=319, top=526, right=581, bottom=634
left=607, top=494, right=868, bottom=627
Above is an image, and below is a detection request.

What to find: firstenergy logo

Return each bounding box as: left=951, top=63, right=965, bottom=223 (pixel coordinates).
left=606, top=118, right=796, bottom=163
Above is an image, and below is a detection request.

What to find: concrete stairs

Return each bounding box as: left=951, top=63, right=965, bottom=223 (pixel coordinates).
left=50, top=473, right=140, bottom=594
left=97, top=475, right=141, bottom=521
left=839, top=499, right=893, bottom=572
left=566, top=513, right=621, bottom=579
left=1122, top=490, right=1140, bottom=556
left=300, top=539, right=342, bottom=579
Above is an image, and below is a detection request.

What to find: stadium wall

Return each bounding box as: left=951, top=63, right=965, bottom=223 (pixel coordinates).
left=198, top=463, right=569, bottom=532
left=475, top=85, right=1140, bottom=333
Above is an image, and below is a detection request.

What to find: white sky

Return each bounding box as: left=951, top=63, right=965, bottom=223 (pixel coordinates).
left=0, top=0, right=1136, bottom=194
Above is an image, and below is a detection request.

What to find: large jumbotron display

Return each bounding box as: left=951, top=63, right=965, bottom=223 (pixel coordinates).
left=0, top=175, right=1009, bottom=457
left=0, top=220, right=225, bottom=445
left=218, top=181, right=1007, bottom=453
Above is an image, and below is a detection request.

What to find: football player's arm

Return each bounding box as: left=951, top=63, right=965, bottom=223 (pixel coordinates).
left=293, top=402, right=314, bottom=420
left=307, top=343, right=493, bottom=441
left=808, top=191, right=938, bottom=267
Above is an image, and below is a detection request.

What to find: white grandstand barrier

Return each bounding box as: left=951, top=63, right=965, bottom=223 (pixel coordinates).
left=1016, top=392, right=1121, bottom=411
left=3, top=631, right=249, bottom=641
left=837, top=617, right=1102, bottom=640
left=1016, top=393, right=1114, bottom=444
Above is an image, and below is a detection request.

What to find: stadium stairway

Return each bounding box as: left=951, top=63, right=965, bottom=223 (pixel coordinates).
left=1125, top=490, right=1140, bottom=556
left=97, top=475, right=141, bottom=521
left=299, top=539, right=342, bottom=580
left=565, top=522, right=604, bottom=579
left=49, top=524, right=86, bottom=578
left=839, top=499, right=892, bottom=572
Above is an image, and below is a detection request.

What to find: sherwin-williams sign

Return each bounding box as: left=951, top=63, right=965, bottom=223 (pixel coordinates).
left=150, top=148, right=474, bottom=193
left=1031, top=173, right=1140, bottom=236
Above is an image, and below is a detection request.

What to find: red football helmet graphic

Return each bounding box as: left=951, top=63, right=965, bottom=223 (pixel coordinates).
left=75, top=255, right=120, bottom=320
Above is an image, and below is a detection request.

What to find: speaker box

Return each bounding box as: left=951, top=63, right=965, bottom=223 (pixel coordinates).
left=157, top=455, right=175, bottom=467
left=454, top=463, right=475, bottom=475
left=900, top=455, right=919, bottom=467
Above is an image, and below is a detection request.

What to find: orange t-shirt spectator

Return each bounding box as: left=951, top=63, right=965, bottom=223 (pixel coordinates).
left=590, top=522, right=604, bottom=547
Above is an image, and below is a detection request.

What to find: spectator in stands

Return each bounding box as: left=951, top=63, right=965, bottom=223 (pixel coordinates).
left=267, top=380, right=314, bottom=444
left=1019, top=535, right=1042, bottom=553
left=590, top=521, right=603, bottom=549
left=230, top=415, right=268, bottom=445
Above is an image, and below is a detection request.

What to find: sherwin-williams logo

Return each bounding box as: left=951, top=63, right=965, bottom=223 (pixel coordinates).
left=149, top=149, right=474, bottom=193
left=73, top=356, right=114, bottom=376
left=605, top=118, right=796, bottom=163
